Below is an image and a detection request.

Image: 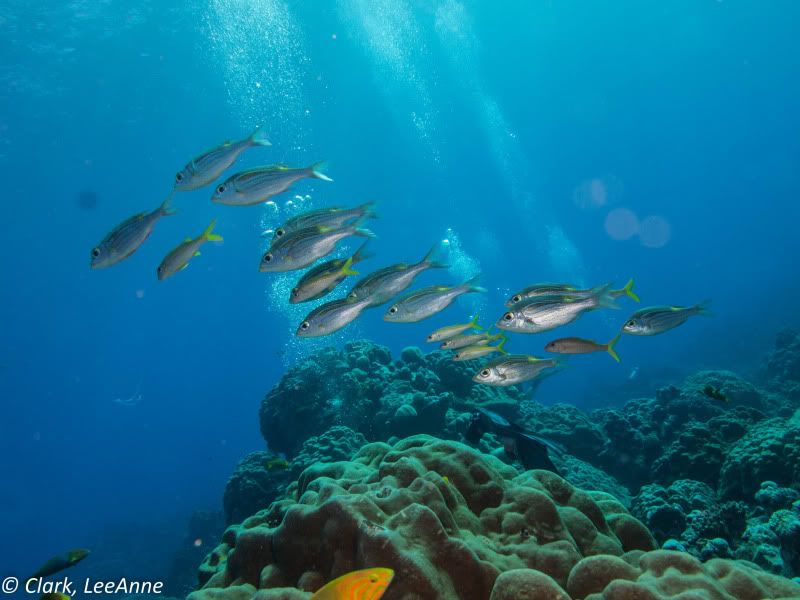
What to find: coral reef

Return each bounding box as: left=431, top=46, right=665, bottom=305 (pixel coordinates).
left=197, top=332, right=800, bottom=597
left=224, top=452, right=293, bottom=525
left=196, top=435, right=656, bottom=599
left=193, top=436, right=800, bottom=599
left=764, top=329, right=800, bottom=400
left=224, top=427, right=367, bottom=524
left=719, top=412, right=800, bottom=501
left=259, top=341, right=524, bottom=457
left=631, top=477, right=800, bottom=578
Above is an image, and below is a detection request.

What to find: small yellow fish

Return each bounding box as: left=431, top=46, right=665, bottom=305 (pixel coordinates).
left=157, top=219, right=223, bottom=280
left=426, top=315, right=482, bottom=343
left=264, top=457, right=290, bottom=471
left=310, top=567, right=394, bottom=600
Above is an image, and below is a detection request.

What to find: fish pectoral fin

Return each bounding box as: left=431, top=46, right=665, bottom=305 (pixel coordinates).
left=180, top=263, right=190, bottom=270
left=194, top=251, right=201, bottom=256
left=184, top=237, right=193, bottom=242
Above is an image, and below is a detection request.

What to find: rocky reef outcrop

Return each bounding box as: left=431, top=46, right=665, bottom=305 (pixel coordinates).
left=259, top=341, right=525, bottom=457
left=764, top=329, right=800, bottom=400
left=193, top=435, right=800, bottom=600
left=200, top=331, right=800, bottom=596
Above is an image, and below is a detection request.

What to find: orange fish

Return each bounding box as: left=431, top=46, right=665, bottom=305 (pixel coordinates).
left=310, top=567, right=394, bottom=600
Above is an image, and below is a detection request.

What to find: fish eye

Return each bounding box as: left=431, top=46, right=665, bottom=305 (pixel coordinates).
left=157, top=265, right=163, bottom=273
left=503, top=312, right=514, bottom=321
left=91, top=247, right=100, bottom=258
left=626, top=319, right=635, bottom=328
left=480, top=369, right=490, bottom=378
left=300, top=321, right=310, bottom=330
left=291, top=288, right=298, bottom=296
left=216, top=184, right=225, bottom=194
left=276, top=228, right=285, bottom=237
left=263, top=253, right=272, bottom=262
left=175, top=172, right=183, bottom=182
left=389, top=306, right=398, bottom=314
left=369, top=574, right=378, bottom=583
left=512, top=295, right=521, bottom=303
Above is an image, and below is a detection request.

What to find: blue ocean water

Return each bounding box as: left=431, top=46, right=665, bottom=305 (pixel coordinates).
left=1, top=0, right=799, bottom=591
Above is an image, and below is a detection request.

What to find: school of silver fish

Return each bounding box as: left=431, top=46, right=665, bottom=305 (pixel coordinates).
left=90, top=127, right=712, bottom=390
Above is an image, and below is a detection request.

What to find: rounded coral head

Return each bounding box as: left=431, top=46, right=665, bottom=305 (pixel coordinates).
left=316, top=567, right=394, bottom=600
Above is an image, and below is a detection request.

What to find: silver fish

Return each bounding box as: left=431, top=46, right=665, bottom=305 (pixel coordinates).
left=297, top=297, right=372, bottom=337
left=290, top=242, right=371, bottom=303
left=174, top=126, right=271, bottom=192
left=622, top=302, right=711, bottom=336
left=384, top=275, right=486, bottom=323
left=426, top=315, right=482, bottom=343
left=90, top=196, right=176, bottom=269
left=260, top=220, right=374, bottom=273
left=453, top=339, right=508, bottom=361
left=348, top=245, right=448, bottom=307
left=497, top=285, right=617, bottom=334
left=505, top=279, right=638, bottom=307
left=440, top=331, right=502, bottom=350
left=212, top=162, right=332, bottom=206
left=273, top=202, right=377, bottom=242
left=473, top=355, right=564, bottom=387
left=157, top=219, right=223, bottom=281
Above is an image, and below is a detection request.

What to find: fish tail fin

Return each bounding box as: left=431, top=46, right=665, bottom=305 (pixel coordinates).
left=420, top=241, right=449, bottom=269
left=694, top=299, right=713, bottom=317
left=554, top=356, right=570, bottom=371
left=463, top=274, right=487, bottom=294
left=469, top=314, right=483, bottom=331
left=202, top=219, right=224, bottom=242
left=621, top=278, right=640, bottom=302
left=248, top=125, right=272, bottom=147
left=308, top=161, right=333, bottom=182
left=159, top=193, right=177, bottom=216
left=592, top=282, right=620, bottom=310
left=606, top=334, right=621, bottom=363
left=340, top=256, right=359, bottom=276
left=358, top=201, right=379, bottom=220
left=497, top=335, right=508, bottom=354
left=354, top=227, right=377, bottom=239
left=352, top=241, right=373, bottom=264
left=348, top=216, right=377, bottom=239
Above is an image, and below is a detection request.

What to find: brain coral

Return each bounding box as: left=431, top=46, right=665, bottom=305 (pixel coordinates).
left=195, top=435, right=656, bottom=599
left=193, top=435, right=800, bottom=599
